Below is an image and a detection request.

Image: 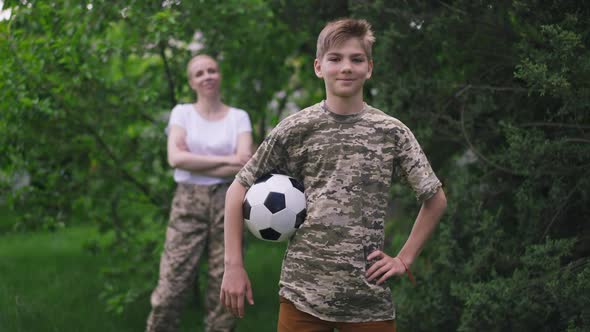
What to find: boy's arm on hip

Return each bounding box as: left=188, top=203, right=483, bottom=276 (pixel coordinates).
left=397, top=188, right=447, bottom=266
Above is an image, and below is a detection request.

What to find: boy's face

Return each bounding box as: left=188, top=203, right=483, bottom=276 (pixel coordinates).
left=314, top=38, right=373, bottom=99
left=188, top=57, right=221, bottom=98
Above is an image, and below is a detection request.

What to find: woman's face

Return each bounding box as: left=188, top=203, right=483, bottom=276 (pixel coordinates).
left=188, top=56, right=221, bottom=98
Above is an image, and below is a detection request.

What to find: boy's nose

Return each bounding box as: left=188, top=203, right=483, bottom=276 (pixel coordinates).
left=341, top=61, right=352, bottom=72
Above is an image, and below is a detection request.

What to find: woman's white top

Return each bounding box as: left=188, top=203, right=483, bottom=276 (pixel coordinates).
left=167, top=103, right=252, bottom=185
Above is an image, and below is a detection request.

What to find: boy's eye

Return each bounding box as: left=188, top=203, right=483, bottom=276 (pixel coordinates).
left=352, top=58, right=364, bottom=63
left=195, top=71, right=203, bottom=77
left=328, top=57, right=340, bottom=62
left=207, top=68, right=217, bottom=74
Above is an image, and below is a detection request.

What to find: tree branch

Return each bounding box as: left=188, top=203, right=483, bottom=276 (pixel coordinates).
left=460, top=102, right=527, bottom=176
left=455, top=84, right=528, bottom=95
left=541, top=178, right=583, bottom=239
left=562, top=138, right=590, bottom=144
left=437, top=1, right=468, bottom=15
left=159, top=40, right=177, bottom=108
left=520, top=122, right=590, bottom=130
left=79, top=120, right=164, bottom=208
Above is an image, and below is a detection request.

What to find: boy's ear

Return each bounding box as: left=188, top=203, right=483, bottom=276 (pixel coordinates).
left=314, top=58, right=323, bottom=78
left=366, top=59, right=374, bottom=80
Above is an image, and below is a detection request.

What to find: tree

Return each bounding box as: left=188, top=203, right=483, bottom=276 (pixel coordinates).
left=2, top=1, right=588, bottom=329
left=353, top=1, right=590, bottom=330
left=0, top=0, right=308, bottom=313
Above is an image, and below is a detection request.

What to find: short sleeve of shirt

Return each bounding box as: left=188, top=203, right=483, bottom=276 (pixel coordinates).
left=236, top=124, right=288, bottom=189
left=393, top=125, right=442, bottom=201
left=167, top=104, right=188, bottom=133
left=236, top=109, right=253, bottom=134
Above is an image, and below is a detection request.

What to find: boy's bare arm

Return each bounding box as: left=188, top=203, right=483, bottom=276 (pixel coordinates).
left=220, top=180, right=254, bottom=318
left=397, top=187, right=447, bottom=263
left=366, top=188, right=447, bottom=284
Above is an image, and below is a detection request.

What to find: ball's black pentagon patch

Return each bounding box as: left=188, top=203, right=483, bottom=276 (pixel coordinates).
left=264, top=192, right=285, bottom=213
left=295, top=209, right=306, bottom=228
left=289, top=178, right=304, bottom=193
left=260, top=227, right=281, bottom=241
left=254, top=173, right=273, bottom=184
left=242, top=199, right=251, bottom=220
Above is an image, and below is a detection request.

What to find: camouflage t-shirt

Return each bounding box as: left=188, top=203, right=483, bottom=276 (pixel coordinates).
left=236, top=101, right=441, bottom=322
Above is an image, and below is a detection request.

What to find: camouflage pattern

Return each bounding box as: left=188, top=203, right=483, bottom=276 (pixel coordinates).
left=147, top=182, right=235, bottom=332
left=236, top=101, right=442, bottom=322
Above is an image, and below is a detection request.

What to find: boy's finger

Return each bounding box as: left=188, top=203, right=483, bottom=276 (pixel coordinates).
left=366, top=255, right=389, bottom=276
left=237, top=293, right=245, bottom=318
left=366, top=250, right=383, bottom=260
left=368, top=264, right=390, bottom=281
left=246, top=283, right=255, bottom=305
left=377, top=270, right=395, bottom=285
left=367, top=267, right=383, bottom=280
left=365, top=260, right=383, bottom=277
left=230, top=294, right=239, bottom=317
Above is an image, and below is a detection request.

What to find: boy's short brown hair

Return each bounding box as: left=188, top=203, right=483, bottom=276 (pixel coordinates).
left=316, top=18, right=375, bottom=60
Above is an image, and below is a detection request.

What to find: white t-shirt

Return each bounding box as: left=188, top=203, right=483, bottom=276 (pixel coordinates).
left=167, top=103, right=252, bottom=185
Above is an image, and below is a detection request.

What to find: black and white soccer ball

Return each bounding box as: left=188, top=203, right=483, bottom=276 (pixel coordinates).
left=243, top=173, right=306, bottom=242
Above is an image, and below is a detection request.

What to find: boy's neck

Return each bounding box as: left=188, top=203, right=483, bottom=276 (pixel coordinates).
left=324, top=95, right=365, bottom=115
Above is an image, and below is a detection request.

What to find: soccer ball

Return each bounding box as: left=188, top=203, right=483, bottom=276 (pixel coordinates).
left=243, top=173, right=306, bottom=242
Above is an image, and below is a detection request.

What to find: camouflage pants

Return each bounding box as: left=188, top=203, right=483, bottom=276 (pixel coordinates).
left=146, top=182, right=235, bottom=332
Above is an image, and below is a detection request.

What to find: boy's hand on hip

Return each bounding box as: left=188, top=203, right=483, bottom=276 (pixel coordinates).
left=220, top=265, right=254, bottom=318
left=365, top=250, right=406, bottom=285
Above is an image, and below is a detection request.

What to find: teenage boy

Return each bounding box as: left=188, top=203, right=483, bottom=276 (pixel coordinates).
left=220, top=18, right=447, bottom=332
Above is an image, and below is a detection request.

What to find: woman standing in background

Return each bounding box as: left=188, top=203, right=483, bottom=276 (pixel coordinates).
left=147, top=54, right=253, bottom=332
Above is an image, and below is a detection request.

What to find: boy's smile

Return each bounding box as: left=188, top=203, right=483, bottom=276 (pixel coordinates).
left=314, top=38, right=373, bottom=99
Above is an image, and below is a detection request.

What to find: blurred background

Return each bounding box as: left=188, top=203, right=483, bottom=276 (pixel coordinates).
left=1, top=1, right=589, bottom=331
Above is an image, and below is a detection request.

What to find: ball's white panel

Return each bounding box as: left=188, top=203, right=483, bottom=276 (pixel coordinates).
left=283, top=187, right=306, bottom=213
left=246, top=204, right=273, bottom=230
left=244, top=218, right=261, bottom=239
left=264, top=174, right=292, bottom=193
left=269, top=208, right=297, bottom=235
left=244, top=182, right=270, bottom=206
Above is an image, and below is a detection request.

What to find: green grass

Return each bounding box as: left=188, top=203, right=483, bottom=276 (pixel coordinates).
left=0, top=226, right=286, bottom=332
left=236, top=237, right=286, bottom=331
left=0, top=205, right=18, bottom=233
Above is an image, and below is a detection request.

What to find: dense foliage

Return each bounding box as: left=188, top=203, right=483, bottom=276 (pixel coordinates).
left=352, top=1, right=590, bottom=331
left=1, top=0, right=588, bottom=330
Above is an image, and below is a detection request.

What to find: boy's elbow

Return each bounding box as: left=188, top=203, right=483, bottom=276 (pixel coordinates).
left=437, top=188, right=448, bottom=211
left=229, top=179, right=246, bottom=193
left=425, top=187, right=447, bottom=211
